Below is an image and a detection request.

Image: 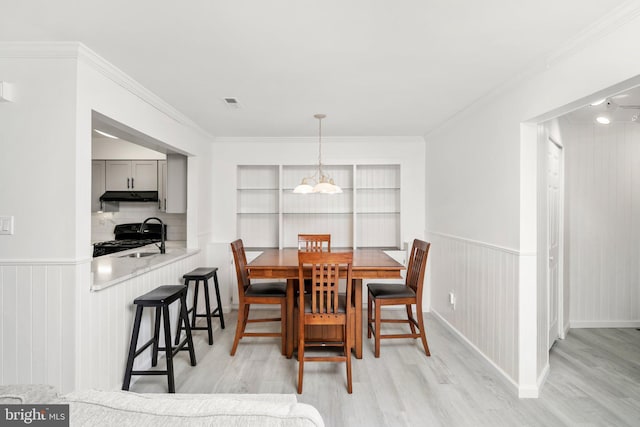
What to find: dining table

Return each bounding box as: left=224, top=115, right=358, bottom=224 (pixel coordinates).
left=246, top=248, right=405, bottom=358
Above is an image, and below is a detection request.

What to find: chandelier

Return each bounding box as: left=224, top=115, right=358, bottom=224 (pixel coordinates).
left=293, top=114, right=342, bottom=194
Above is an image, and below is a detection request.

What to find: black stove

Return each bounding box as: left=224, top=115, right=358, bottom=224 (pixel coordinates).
left=93, top=223, right=167, bottom=257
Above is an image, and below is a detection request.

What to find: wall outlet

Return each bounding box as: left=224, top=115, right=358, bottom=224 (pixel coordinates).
left=449, top=291, right=456, bottom=309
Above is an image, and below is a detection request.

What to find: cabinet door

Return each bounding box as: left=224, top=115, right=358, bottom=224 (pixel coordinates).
left=91, top=160, right=106, bottom=212
left=105, top=160, right=132, bottom=190
left=157, top=160, right=167, bottom=211
left=131, top=160, right=158, bottom=191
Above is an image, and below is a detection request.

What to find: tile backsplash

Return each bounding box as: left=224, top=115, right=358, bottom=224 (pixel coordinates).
left=92, top=202, right=186, bottom=243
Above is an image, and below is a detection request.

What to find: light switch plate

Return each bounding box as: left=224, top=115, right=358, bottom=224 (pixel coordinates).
left=0, top=216, right=14, bottom=235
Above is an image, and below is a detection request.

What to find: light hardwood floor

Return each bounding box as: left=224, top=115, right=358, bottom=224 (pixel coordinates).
left=130, top=311, right=640, bottom=426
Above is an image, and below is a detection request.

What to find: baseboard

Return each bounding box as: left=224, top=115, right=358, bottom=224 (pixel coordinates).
left=431, top=310, right=522, bottom=397
left=570, top=320, right=640, bottom=328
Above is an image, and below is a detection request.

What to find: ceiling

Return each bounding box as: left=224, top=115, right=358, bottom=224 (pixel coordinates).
left=0, top=0, right=629, bottom=137
left=564, top=86, right=640, bottom=124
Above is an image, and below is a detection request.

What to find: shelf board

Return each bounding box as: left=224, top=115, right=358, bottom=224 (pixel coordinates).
left=357, top=211, right=400, bottom=214
left=237, top=188, right=279, bottom=191
left=283, top=212, right=353, bottom=215
left=356, top=187, right=400, bottom=190
left=237, top=212, right=279, bottom=215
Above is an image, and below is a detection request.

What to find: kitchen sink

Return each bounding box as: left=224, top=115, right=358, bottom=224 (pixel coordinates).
left=119, top=252, right=158, bottom=258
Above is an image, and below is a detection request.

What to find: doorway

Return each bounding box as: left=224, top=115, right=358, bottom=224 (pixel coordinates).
left=547, top=137, right=563, bottom=349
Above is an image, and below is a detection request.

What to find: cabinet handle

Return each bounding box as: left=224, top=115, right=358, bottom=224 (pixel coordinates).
left=131, top=177, right=134, bottom=188
left=164, top=198, right=166, bottom=210
left=127, top=178, right=130, bottom=189
left=158, top=199, right=161, bottom=209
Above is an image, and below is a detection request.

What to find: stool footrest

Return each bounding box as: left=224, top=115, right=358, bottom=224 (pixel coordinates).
left=130, top=370, right=169, bottom=376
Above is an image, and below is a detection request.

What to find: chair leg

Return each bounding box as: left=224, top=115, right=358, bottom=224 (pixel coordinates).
left=345, top=323, right=352, bottom=394
left=162, top=305, right=175, bottom=393
left=406, top=304, right=417, bottom=335
left=191, top=279, right=199, bottom=328
left=212, top=272, right=225, bottom=329
left=122, top=305, right=143, bottom=391
left=180, top=294, right=197, bottom=366
left=374, top=301, right=381, bottom=358
left=280, top=300, right=287, bottom=356
left=203, top=279, right=214, bottom=345
left=152, top=307, right=162, bottom=366
left=297, top=322, right=305, bottom=394
left=230, top=302, right=246, bottom=356
left=367, top=292, right=373, bottom=339
left=416, top=301, right=431, bottom=357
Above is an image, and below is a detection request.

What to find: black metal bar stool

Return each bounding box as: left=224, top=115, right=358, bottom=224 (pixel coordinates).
left=122, top=285, right=196, bottom=393
left=175, top=267, right=225, bottom=346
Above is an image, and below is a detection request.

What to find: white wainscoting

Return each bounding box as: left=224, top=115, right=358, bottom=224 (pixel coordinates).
left=565, top=122, right=640, bottom=327
left=427, top=232, right=520, bottom=388
left=0, top=261, right=79, bottom=392
left=1, top=252, right=203, bottom=393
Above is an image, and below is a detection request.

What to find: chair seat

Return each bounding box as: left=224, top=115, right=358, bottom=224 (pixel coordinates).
left=303, top=293, right=347, bottom=313
left=368, top=283, right=416, bottom=299
left=245, top=282, right=287, bottom=297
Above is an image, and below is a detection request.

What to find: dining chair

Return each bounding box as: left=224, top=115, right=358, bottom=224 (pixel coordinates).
left=367, top=239, right=431, bottom=357
left=296, top=251, right=353, bottom=394
left=297, top=234, right=331, bottom=252
left=230, top=239, right=288, bottom=356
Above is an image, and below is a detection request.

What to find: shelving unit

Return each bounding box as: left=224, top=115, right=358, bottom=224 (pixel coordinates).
left=236, top=164, right=401, bottom=249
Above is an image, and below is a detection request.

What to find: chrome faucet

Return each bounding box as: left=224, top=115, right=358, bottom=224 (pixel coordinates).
left=139, top=217, right=166, bottom=254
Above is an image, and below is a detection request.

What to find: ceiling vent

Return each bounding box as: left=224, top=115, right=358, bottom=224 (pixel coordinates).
left=223, top=97, right=241, bottom=109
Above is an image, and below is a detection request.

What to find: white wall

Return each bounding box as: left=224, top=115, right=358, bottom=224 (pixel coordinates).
left=0, top=43, right=214, bottom=393
left=564, top=121, right=640, bottom=327
left=426, top=7, right=640, bottom=396
left=92, top=137, right=166, bottom=160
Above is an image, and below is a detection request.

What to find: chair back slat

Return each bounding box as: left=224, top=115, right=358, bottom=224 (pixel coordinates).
left=405, top=239, right=431, bottom=297
left=230, top=239, right=250, bottom=293
left=298, top=251, right=352, bottom=315
left=298, top=234, right=331, bottom=252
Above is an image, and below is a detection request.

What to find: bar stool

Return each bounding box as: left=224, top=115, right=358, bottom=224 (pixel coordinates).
left=122, top=285, right=196, bottom=393
left=175, top=267, right=225, bottom=346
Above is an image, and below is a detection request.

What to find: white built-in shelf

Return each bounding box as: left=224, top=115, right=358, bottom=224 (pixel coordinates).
left=237, top=164, right=401, bottom=249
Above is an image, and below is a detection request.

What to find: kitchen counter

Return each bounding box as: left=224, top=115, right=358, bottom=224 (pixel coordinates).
left=91, top=241, right=199, bottom=291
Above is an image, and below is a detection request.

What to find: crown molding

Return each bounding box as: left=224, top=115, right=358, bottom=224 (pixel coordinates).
left=0, top=41, right=213, bottom=141
left=425, top=1, right=640, bottom=138
left=213, top=136, right=425, bottom=144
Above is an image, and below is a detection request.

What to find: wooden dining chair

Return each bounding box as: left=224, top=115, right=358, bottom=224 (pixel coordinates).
left=230, top=239, right=288, bottom=356
left=296, top=251, right=353, bottom=394
left=297, top=234, right=331, bottom=252
left=367, top=239, right=431, bottom=357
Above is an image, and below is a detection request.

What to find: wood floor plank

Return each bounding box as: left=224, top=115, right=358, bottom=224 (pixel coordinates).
left=129, top=311, right=640, bottom=426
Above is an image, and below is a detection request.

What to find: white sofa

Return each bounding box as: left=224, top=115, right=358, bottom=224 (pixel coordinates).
left=0, top=385, right=324, bottom=427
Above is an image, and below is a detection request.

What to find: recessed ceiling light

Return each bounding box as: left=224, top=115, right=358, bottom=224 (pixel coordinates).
left=590, top=98, right=606, bottom=106
left=595, top=116, right=611, bottom=125
left=94, top=129, right=118, bottom=139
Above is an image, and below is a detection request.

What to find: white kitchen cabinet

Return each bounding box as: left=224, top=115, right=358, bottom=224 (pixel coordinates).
left=91, top=160, right=106, bottom=212
left=105, top=160, right=157, bottom=191
left=157, top=160, right=167, bottom=211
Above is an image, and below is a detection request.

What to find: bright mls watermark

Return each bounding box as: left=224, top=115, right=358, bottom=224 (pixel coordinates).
left=0, top=405, right=68, bottom=426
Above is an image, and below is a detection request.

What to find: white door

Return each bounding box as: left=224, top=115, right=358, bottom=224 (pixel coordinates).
left=547, top=139, right=562, bottom=349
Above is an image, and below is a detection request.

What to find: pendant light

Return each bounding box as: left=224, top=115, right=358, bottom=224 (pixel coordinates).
left=293, top=114, right=342, bottom=194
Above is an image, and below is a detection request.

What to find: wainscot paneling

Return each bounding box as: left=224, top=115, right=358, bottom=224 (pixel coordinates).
left=427, top=232, right=520, bottom=386
left=1, top=262, right=77, bottom=392
left=565, top=122, right=640, bottom=327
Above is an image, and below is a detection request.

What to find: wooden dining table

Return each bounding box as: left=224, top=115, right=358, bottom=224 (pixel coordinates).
left=247, top=248, right=405, bottom=358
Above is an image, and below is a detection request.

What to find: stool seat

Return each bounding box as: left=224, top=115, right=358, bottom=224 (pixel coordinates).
left=183, top=267, right=218, bottom=280
left=134, top=285, right=186, bottom=306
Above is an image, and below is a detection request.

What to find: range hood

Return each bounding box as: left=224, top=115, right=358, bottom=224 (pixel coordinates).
left=99, top=191, right=159, bottom=202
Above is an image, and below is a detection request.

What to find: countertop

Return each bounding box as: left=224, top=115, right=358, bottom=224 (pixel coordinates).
left=91, top=241, right=199, bottom=291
